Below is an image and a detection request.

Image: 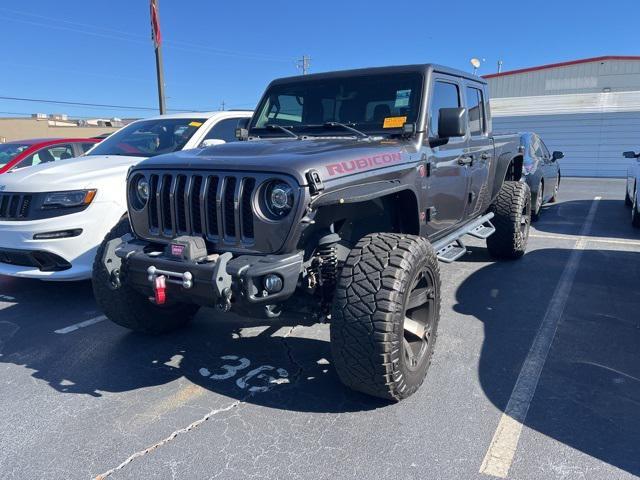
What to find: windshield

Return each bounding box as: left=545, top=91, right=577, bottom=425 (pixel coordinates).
left=250, top=72, right=423, bottom=137
left=87, top=118, right=207, bottom=157
left=0, top=143, right=30, bottom=168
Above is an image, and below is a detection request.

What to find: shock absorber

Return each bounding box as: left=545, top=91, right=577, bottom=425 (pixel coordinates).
left=315, top=232, right=340, bottom=300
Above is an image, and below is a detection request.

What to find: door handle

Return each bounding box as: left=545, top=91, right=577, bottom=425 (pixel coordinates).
left=458, top=154, right=474, bottom=165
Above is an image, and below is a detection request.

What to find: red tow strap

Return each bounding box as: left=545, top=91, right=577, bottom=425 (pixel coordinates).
left=154, top=275, right=167, bottom=305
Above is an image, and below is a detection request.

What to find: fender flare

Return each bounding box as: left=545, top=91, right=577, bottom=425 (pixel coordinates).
left=310, top=180, right=417, bottom=208
left=492, top=152, right=523, bottom=199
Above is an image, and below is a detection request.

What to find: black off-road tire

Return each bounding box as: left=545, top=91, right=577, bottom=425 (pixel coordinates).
left=330, top=233, right=441, bottom=401
left=532, top=180, right=543, bottom=222
left=486, top=181, right=531, bottom=260
left=92, top=218, right=199, bottom=334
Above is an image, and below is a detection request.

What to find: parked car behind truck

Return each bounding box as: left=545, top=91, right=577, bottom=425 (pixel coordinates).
left=0, top=137, right=99, bottom=174
left=0, top=111, right=251, bottom=280
left=94, top=64, right=530, bottom=401
left=518, top=132, right=563, bottom=220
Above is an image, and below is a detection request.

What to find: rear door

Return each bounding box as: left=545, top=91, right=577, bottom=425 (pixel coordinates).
left=463, top=82, right=493, bottom=218
left=425, top=78, right=469, bottom=235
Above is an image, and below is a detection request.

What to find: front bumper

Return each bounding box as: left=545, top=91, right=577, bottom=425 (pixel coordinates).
left=115, top=239, right=304, bottom=311
left=0, top=202, right=124, bottom=281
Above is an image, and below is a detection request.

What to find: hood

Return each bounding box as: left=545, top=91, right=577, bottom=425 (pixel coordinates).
left=132, top=138, right=416, bottom=185
left=0, top=155, right=143, bottom=192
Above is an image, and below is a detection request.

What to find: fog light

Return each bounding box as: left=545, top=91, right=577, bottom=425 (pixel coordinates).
left=264, top=274, right=283, bottom=293
left=33, top=229, right=82, bottom=240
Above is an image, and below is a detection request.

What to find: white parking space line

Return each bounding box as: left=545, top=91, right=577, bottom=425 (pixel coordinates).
left=479, top=196, right=601, bottom=478
left=54, top=315, right=107, bottom=335
left=530, top=232, right=640, bottom=247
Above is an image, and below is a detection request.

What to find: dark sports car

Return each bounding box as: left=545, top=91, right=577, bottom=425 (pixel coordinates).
left=520, top=132, right=563, bottom=220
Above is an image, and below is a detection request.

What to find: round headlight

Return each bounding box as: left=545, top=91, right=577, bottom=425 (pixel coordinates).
left=136, top=177, right=149, bottom=203
left=264, top=181, right=293, bottom=219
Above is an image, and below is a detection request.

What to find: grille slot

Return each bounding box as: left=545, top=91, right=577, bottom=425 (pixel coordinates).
left=241, top=178, right=255, bottom=239
left=149, top=175, right=159, bottom=229
left=142, top=173, right=256, bottom=245
left=190, top=175, right=203, bottom=235
left=0, top=193, right=32, bottom=220
left=223, top=177, right=237, bottom=239
left=175, top=175, right=187, bottom=233
left=160, top=174, right=173, bottom=233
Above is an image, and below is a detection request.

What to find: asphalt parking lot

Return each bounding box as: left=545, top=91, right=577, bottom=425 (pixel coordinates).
left=0, top=177, right=638, bottom=480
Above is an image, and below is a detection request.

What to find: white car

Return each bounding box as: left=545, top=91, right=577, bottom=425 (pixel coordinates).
left=0, top=111, right=252, bottom=280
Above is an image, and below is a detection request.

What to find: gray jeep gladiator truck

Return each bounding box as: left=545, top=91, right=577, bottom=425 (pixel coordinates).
left=93, top=64, right=530, bottom=401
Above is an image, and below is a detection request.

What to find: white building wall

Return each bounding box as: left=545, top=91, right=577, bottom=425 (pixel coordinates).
left=487, top=58, right=640, bottom=177
left=488, top=59, right=640, bottom=98
left=492, top=112, right=638, bottom=177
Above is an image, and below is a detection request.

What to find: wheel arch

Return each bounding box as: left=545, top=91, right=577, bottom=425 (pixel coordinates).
left=304, top=186, right=421, bottom=248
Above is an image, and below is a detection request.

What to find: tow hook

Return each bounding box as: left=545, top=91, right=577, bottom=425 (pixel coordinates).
left=153, top=275, right=167, bottom=305
left=216, top=287, right=232, bottom=312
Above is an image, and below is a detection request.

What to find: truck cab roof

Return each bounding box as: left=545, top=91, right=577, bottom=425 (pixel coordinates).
left=268, top=64, right=487, bottom=86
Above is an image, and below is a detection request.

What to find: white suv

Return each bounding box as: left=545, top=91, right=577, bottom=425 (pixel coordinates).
left=0, top=111, right=251, bottom=281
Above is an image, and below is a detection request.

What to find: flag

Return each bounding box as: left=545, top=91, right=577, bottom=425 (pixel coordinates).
left=150, top=0, right=162, bottom=49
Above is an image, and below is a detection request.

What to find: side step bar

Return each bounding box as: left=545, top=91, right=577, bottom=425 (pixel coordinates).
left=432, top=213, right=495, bottom=263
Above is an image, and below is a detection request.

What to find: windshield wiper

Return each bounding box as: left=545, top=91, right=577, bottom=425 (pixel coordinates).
left=322, top=122, right=370, bottom=139
left=264, top=124, right=299, bottom=139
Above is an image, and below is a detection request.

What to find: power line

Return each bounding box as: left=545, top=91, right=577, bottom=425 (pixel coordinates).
left=0, top=8, right=293, bottom=63
left=0, top=95, right=205, bottom=113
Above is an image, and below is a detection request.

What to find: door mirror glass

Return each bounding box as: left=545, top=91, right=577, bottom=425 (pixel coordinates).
left=552, top=151, right=564, bottom=161
left=438, top=107, right=467, bottom=139
left=623, top=151, right=639, bottom=159
left=200, top=139, right=226, bottom=148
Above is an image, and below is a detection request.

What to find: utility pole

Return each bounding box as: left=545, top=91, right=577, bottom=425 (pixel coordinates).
left=150, top=0, right=166, bottom=114
left=497, top=60, right=503, bottom=74
left=220, top=100, right=226, bottom=111
left=297, top=55, right=311, bottom=75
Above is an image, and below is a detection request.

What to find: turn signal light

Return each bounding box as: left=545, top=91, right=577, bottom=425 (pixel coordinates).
left=33, top=229, right=83, bottom=240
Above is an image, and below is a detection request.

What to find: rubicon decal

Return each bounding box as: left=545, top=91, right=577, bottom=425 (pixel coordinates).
left=326, top=152, right=402, bottom=176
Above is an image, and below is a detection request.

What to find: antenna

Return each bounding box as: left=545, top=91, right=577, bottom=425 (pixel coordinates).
left=470, top=58, right=481, bottom=75
left=297, top=55, right=311, bottom=75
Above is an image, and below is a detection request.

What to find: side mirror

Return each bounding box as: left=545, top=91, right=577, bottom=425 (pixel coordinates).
left=552, top=151, right=564, bottom=161
left=623, top=151, right=639, bottom=159
left=200, top=139, right=225, bottom=148
left=235, top=118, right=251, bottom=141
left=438, top=108, right=467, bottom=139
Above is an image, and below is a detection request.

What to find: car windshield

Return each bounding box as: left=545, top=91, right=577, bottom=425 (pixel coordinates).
left=0, top=143, right=31, bottom=168
left=250, top=72, right=423, bottom=137
left=86, top=118, right=207, bottom=157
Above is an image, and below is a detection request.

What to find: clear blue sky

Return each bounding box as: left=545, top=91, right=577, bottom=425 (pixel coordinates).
left=1, top=0, right=638, bottom=119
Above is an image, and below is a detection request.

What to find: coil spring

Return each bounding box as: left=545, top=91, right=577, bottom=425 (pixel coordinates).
left=317, top=242, right=338, bottom=289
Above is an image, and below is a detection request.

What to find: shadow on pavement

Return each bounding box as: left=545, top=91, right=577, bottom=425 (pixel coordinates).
left=455, top=246, right=640, bottom=476
left=535, top=198, right=640, bottom=240
left=0, top=276, right=385, bottom=413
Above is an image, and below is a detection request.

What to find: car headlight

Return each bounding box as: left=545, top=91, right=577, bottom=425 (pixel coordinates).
left=264, top=180, right=294, bottom=219
left=129, top=174, right=149, bottom=210
left=136, top=176, right=149, bottom=203
left=42, top=190, right=96, bottom=209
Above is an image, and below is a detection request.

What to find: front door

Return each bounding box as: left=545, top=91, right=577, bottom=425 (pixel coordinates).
left=424, top=79, right=469, bottom=235
left=463, top=83, right=493, bottom=218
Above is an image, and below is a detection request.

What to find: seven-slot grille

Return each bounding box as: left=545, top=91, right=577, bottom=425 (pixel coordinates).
left=0, top=193, right=32, bottom=220
left=146, top=173, right=256, bottom=243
